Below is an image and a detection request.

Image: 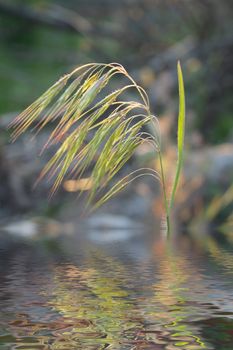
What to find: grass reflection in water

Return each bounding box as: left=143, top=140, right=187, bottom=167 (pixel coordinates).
left=42, top=246, right=209, bottom=349
left=1, top=231, right=233, bottom=349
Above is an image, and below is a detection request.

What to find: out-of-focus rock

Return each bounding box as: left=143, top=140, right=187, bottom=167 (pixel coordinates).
left=0, top=217, right=74, bottom=239
left=86, top=214, right=143, bottom=243
left=185, top=144, right=233, bottom=184
left=177, top=143, right=233, bottom=225
left=0, top=113, right=68, bottom=217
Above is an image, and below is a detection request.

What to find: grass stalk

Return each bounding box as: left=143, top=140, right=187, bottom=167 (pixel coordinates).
left=158, top=150, right=171, bottom=236
left=10, top=61, right=185, bottom=237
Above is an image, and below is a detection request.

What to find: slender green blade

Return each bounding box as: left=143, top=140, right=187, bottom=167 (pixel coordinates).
left=169, top=61, right=186, bottom=212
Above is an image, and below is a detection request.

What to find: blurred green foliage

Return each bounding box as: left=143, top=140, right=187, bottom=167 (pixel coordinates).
left=0, top=23, right=82, bottom=112
left=0, top=0, right=233, bottom=143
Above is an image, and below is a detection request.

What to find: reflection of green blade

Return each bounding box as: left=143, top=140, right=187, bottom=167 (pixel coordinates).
left=169, top=61, right=186, bottom=213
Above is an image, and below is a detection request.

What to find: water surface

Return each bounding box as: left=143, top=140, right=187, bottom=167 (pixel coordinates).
left=0, top=225, right=233, bottom=349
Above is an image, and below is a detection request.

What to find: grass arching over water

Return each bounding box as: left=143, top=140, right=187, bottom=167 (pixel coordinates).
left=10, top=61, right=185, bottom=236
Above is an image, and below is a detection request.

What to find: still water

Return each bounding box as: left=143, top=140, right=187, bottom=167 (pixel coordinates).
left=0, top=223, right=233, bottom=350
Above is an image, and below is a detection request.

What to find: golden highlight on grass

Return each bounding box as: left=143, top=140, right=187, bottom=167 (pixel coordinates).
left=10, top=62, right=185, bottom=236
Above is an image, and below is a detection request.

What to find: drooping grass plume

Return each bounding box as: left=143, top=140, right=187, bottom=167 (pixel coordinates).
left=9, top=62, right=185, bottom=236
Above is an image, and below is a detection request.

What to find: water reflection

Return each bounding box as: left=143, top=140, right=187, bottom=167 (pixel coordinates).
left=0, top=228, right=233, bottom=349
left=146, top=245, right=205, bottom=348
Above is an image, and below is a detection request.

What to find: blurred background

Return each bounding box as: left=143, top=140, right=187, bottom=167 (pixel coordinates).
left=1, top=2, right=233, bottom=349
left=0, top=0, right=232, bottom=233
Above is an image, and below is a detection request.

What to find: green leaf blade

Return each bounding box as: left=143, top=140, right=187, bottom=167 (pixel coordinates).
left=169, top=61, right=186, bottom=213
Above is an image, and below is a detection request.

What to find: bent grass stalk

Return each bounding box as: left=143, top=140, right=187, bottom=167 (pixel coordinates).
left=10, top=62, right=185, bottom=236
